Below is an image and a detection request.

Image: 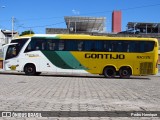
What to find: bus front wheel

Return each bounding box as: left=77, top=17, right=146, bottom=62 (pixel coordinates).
left=24, top=64, right=36, bottom=76
left=119, top=67, right=131, bottom=79
left=103, top=67, right=116, bottom=78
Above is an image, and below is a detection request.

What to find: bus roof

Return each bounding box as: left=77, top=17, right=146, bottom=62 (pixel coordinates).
left=13, top=34, right=158, bottom=41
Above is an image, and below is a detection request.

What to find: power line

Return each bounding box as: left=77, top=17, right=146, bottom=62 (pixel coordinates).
left=20, top=21, right=65, bottom=29
left=80, top=3, right=160, bottom=16
left=121, top=3, right=160, bottom=11
left=17, top=16, right=63, bottom=22
left=11, top=3, right=160, bottom=32
left=7, top=3, right=160, bottom=23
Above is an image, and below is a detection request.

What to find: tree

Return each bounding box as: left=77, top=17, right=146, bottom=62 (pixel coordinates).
left=20, top=30, right=35, bottom=36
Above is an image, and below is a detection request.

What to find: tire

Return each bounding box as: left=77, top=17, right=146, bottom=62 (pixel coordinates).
left=119, top=67, right=131, bottom=79
left=24, top=64, right=36, bottom=76
left=103, top=67, right=116, bottom=78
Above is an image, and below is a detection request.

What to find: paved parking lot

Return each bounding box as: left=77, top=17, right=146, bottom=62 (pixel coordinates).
left=0, top=72, right=160, bottom=120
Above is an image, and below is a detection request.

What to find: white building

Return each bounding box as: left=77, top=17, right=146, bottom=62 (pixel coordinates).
left=0, top=29, right=19, bottom=50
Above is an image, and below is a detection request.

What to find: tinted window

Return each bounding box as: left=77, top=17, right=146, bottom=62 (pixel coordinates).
left=47, top=39, right=58, bottom=50
left=25, top=38, right=48, bottom=52
left=24, top=38, right=155, bottom=53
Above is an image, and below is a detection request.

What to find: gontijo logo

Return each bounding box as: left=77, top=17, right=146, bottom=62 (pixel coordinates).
left=85, top=53, right=125, bottom=59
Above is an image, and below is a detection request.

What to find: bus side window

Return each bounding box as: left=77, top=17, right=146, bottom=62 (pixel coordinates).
left=35, top=42, right=40, bottom=50
left=122, top=42, right=129, bottom=52
left=47, top=41, right=52, bottom=50
left=47, top=40, right=54, bottom=50
left=52, top=42, right=57, bottom=50
left=41, top=41, right=46, bottom=50
left=84, top=41, right=90, bottom=51
left=127, top=44, right=130, bottom=52
left=25, top=41, right=35, bottom=52
left=111, top=42, right=117, bottom=52
left=91, top=42, right=96, bottom=51
left=128, top=41, right=134, bottom=52
left=59, top=40, right=64, bottom=51
left=144, top=41, right=154, bottom=52
left=26, top=43, right=32, bottom=51
left=134, top=42, right=140, bottom=52
left=103, top=41, right=110, bottom=52
left=144, top=42, right=149, bottom=52
left=34, top=39, right=46, bottom=51
left=78, top=41, right=84, bottom=51
left=65, top=40, right=76, bottom=51
left=95, top=41, right=103, bottom=51
left=34, top=40, right=41, bottom=50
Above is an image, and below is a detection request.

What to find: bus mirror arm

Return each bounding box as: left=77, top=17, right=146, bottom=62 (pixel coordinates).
left=2, top=43, right=18, bottom=48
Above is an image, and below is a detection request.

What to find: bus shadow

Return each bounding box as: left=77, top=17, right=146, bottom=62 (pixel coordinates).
left=0, top=72, right=151, bottom=80
left=42, top=74, right=151, bottom=80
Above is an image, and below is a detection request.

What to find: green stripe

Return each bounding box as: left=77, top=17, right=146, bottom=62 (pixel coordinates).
left=41, top=51, right=87, bottom=69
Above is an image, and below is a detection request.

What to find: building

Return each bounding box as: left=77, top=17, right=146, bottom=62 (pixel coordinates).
left=0, top=30, right=19, bottom=61
left=46, top=16, right=106, bottom=34
left=112, top=11, right=122, bottom=33
left=64, top=16, right=106, bottom=33
left=46, top=28, right=69, bottom=34
left=127, top=22, right=160, bottom=34
left=0, top=30, right=18, bottom=50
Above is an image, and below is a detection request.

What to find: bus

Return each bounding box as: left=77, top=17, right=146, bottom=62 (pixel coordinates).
left=1, top=34, right=159, bottom=78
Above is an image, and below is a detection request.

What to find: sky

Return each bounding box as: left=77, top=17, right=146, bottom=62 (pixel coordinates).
left=0, top=0, right=160, bottom=34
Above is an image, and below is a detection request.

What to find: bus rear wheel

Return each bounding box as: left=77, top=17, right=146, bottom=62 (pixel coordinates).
left=103, top=66, right=116, bottom=78
left=119, top=67, right=131, bottom=79
left=24, top=64, right=36, bottom=76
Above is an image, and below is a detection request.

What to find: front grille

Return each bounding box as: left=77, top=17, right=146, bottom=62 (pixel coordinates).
left=140, top=62, right=153, bottom=75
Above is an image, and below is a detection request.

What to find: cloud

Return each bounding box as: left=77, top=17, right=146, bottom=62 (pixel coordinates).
left=72, top=9, right=80, bottom=15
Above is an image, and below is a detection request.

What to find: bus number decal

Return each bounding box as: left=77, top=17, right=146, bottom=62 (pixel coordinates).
left=85, top=53, right=125, bottom=59
left=137, top=56, right=151, bottom=59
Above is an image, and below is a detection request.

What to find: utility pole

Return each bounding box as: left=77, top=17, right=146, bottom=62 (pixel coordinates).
left=12, top=16, right=14, bottom=39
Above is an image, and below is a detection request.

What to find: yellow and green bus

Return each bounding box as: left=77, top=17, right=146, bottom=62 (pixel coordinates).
left=1, top=34, right=159, bottom=78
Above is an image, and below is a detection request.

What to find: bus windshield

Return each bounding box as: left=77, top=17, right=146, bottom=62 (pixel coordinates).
left=5, top=38, right=28, bottom=60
